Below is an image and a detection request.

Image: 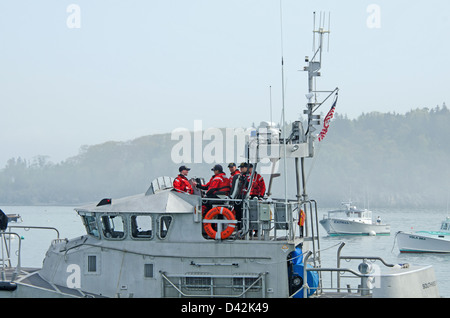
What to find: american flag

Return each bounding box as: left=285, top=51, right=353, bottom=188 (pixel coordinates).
left=318, top=94, right=338, bottom=142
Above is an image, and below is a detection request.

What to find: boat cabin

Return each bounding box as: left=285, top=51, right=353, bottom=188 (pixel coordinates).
left=440, top=217, right=450, bottom=232
left=324, top=203, right=373, bottom=224
left=75, top=176, right=301, bottom=243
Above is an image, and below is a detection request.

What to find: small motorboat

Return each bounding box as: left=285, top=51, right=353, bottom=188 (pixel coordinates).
left=6, top=214, right=22, bottom=223
left=319, top=202, right=390, bottom=236
left=396, top=217, right=450, bottom=253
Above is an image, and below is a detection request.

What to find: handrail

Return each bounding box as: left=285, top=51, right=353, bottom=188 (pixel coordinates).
left=63, top=241, right=272, bottom=261
left=8, top=226, right=60, bottom=239
left=304, top=242, right=399, bottom=297
left=0, top=231, right=22, bottom=282
left=339, top=255, right=396, bottom=268
left=200, top=197, right=302, bottom=242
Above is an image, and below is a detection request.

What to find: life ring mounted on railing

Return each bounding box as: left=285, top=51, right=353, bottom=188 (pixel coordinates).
left=203, top=206, right=237, bottom=240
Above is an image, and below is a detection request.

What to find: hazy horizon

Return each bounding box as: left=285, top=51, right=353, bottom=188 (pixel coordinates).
left=1, top=1, right=449, bottom=168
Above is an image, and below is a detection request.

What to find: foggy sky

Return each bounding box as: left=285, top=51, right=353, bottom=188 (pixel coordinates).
left=1, top=0, right=449, bottom=168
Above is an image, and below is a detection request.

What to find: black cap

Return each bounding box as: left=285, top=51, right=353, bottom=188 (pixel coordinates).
left=239, top=162, right=248, bottom=168
left=249, top=164, right=254, bottom=168
left=228, top=163, right=236, bottom=168
left=179, top=165, right=191, bottom=172
left=211, top=164, right=223, bottom=172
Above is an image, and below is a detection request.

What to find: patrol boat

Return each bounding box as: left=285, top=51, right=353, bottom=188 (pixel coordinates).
left=0, top=15, right=440, bottom=298
left=320, top=202, right=390, bottom=236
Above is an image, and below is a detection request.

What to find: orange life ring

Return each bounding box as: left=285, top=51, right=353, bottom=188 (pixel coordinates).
left=203, top=207, right=236, bottom=240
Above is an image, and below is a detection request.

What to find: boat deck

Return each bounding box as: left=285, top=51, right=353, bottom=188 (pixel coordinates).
left=0, top=267, right=103, bottom=298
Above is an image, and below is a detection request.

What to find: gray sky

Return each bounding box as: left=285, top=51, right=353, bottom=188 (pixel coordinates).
left=1, top=0, right=449, bottom=167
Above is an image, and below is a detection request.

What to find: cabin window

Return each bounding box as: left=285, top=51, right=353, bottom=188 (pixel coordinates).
left=88, top=255, right=97, bottom=272
left=83, top=215, right=100, bottom=238
left=158, top=215, right=173, bottom=239
left=101, top=215, right=125, bottom=239
left=131, top=215, right=153, bottom=239
left=441, top=223, right=449, bottom=231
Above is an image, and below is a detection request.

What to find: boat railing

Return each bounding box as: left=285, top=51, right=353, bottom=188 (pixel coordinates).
left=0, top=231, right=22, bottom=283
left=1, top=226, right=60, bottom=271
left=200, top=197, right=305, bottom=242
left=8, top=225, right=60, bottom=239
left=302, top=242, right=396, bottom=298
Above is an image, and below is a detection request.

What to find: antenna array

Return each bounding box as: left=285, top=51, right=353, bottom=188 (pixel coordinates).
left=303, top=12, right=338, bottom=158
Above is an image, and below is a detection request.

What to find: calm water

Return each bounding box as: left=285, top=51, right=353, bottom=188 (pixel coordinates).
left=2, top=205, right=449, bottom=297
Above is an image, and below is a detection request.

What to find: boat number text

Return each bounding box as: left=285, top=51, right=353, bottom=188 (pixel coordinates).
left=409, top=235, right=426, bottom=241
left=422, top=281, right=437, bottom=290
left=334, top=220, right=350, bottom=225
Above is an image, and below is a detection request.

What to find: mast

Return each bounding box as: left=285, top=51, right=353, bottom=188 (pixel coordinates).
left=247, top=11, right=337, bottom=246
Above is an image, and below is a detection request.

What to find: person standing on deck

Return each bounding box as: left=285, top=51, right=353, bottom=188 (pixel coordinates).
left=248, top=164, right=266, bottom=199
left=197, top=165, right=231, bottom=215
left=228, top=162, right=240, bottom=187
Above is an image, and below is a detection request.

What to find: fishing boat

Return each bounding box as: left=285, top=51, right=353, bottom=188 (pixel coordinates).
left=319, top=203, right=390, bottom=236
left=0, top=13, right=439, bottom=299
left=396, top=217, right=450, bottom=253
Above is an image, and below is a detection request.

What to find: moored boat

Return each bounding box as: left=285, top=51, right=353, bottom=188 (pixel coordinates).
left=319, top=203, right=390, bottom=236
left=397, top=217, right=450, bottom=253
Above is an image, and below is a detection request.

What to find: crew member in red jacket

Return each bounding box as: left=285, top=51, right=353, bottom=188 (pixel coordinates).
left=227, top=162, right=240, bottom=188
left=173, top=165, right=196, bottom=194
left=248, top=164, right=266, bottom=198
left=197, top=164, right=231, bottom=216
left=198, top=164, right=231, bottom=197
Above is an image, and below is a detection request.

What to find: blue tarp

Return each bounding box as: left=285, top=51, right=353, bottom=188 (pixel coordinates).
left=290, top=247, right=319, bottom=298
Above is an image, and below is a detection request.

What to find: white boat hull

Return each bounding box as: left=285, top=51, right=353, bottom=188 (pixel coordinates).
left=396, top=231, right=450, bottom=253
left=320, top=219, right=390, bottom=236
left=373, top=265, right=439, bottom=298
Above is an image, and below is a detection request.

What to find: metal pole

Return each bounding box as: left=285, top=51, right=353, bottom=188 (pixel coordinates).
left=337, top=242, right=346, bottom=292
left=303, top=251, right=312, bottom=298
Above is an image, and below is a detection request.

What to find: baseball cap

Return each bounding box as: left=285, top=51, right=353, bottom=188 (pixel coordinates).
left=211, top=164, right=223, bottom=172
left=179, top=165, right=191, bottom=172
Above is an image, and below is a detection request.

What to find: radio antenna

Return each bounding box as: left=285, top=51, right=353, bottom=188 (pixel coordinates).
left=279, top=0, right=289, bottom=228
left=269, top=85, right=273, bottom=124
left=327, top=12, right=331, bottom=52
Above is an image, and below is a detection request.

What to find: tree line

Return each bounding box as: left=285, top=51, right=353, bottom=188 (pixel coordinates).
left=0, top=105, right=448, bottom=208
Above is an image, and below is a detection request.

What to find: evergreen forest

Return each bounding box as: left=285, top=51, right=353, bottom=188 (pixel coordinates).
left=0, top=105, right=449, bottom=208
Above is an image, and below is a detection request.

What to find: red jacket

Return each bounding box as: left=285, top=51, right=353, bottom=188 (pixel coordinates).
left=248, top=173, right=266, bottom=197
left=173, top=174, right=194, bottom=194
left=229, top=170, right=240, bottom=187
left=202, top=172, right=230, bottom=196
